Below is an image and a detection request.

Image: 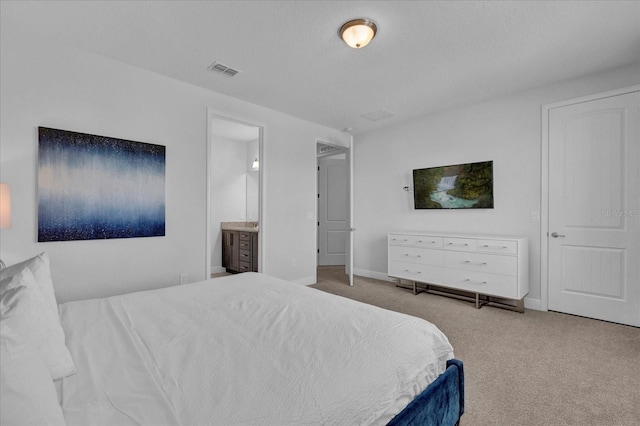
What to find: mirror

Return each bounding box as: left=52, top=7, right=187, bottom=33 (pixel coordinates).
left=209, top=115, right=261, bottom=274
left=210, top=116, right=260, bottom=222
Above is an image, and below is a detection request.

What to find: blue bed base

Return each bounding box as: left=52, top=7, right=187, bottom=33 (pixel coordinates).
left=387, top=359, right=464, bottom=426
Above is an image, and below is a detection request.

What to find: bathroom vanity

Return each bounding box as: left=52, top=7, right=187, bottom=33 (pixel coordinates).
left=222, top=222, right=258, bottom=273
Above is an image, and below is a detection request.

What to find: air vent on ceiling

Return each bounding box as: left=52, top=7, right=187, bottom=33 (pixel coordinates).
left=207, top=62, right=241, bottom=78
left=360, top=108, right=396, bottom=122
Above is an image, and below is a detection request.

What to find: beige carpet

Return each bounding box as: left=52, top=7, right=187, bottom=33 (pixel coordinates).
left=311, top=266, right=640, bottom=426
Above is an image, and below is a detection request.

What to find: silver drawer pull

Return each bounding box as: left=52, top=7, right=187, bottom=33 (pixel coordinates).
left=448, top=243, right=469, bottom=246
left=464, top=261, right=487, bottom=265
left=464, top=279, right=487, bottom=285
left=403, top=270, right=421, bottom=274
left=483, top=244, right=508, bottom=249
left=403, top=254, right=421, bottom=258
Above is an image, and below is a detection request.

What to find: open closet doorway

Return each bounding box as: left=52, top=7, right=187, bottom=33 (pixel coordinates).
left=206, top=111, right=263, bottom=279
left=316, top=141, right=353, bottom=285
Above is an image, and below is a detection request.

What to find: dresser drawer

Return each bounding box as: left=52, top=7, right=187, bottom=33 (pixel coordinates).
left=444, top=269, right=519, bottom=298
left=389, top=234, right=412, bottom=245
left=389, top=234, right=443, bottom=247
left=239, top=249, right=252, bottom=262
left=389, top=261, right=443, bottom=283
left=411, top=236, right=443, bottom=249
left=238, top=261, right=252, bottom=272
left=477, top=239, right=518, bottom=255
left=443, top=237, right=477, bottom=252
left=443, top=251, right=517, bottom=276
left=388, top=234, right=417, bottom=246
left=389, top=246, right=443, bottom=266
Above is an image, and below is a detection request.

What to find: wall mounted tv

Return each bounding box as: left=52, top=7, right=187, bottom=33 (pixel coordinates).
left=413, top=160, right=494, bottom=209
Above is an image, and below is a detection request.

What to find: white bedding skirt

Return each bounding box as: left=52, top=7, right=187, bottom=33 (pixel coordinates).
left=57, top=273, right=454, bottom=425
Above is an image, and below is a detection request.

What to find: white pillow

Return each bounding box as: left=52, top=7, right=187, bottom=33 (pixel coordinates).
left=0, top=252, right=59, bottom=316
left=0, top=347, right=67, bottom=426
left=0, top=268, right=76, bottom=380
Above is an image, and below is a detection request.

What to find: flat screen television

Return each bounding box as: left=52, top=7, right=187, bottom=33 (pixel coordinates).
left=413, top=160, right=494, bottom=209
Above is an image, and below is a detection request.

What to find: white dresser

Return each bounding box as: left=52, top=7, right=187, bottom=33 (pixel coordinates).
left=388, top=232, right=529, bottom=312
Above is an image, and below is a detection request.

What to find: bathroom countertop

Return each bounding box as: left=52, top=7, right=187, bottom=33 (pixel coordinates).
left=220, top=221, right=259, bottom=232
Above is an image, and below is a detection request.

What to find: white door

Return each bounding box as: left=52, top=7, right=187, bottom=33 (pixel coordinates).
left=548, top=89, right=639, bottom=327
left=317, top=157, right=348, bottom=266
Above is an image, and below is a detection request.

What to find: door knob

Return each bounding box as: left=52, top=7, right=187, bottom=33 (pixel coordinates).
left=551, top=232, right=566, bottom=238
left=347, top=228, right=356, bottom=232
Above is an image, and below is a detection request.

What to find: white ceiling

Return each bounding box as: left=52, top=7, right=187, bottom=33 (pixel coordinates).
left=2, top=1, right=639, bottom=134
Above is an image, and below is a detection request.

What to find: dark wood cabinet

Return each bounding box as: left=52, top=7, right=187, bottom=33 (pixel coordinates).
left=222, top=230, right=258, bottom=273
left=222, top=230, right=239, bottom=272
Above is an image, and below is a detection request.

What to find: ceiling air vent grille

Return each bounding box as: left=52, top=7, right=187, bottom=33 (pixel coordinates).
left=208, top=62, right=241, bottom=77
left=360, top=108, right=396, bottom=122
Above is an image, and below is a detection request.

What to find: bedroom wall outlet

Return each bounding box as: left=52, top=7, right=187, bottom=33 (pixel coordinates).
left=180, top=273, right=188, bottom=285
left=531, top=211, right=540, bottom=223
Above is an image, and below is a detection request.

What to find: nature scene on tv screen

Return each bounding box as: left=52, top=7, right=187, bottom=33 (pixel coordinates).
left=413, top=161, right=494, bottom=209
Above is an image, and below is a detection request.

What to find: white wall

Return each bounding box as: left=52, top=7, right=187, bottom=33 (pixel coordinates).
left=246, top=138, right=260, bottom=222
left=352, top=64, right=639, bottom=308
left=214, top=137, right=248, bottom=223
left=0, top=25, right=349, bottom=302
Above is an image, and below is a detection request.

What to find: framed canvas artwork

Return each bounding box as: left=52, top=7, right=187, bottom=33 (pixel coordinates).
left=38, top=127, right=166, bottom=242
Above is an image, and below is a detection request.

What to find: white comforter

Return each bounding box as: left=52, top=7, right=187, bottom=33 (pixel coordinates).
left=57, top=273, right=453, bottom=425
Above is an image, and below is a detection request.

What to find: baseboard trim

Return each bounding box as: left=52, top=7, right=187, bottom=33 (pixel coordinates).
left=524, top=297, right=542, bottom=311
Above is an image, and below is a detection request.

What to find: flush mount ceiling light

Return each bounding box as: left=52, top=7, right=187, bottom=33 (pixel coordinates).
left=339, top=19, right=377, bottom=48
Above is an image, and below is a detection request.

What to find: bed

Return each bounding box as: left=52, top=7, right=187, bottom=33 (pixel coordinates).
left=1, top=253, right=464, bottom=426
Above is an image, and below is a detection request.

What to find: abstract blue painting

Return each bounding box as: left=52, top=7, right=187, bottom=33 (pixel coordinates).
left=38, top=127, right=165, bottom=242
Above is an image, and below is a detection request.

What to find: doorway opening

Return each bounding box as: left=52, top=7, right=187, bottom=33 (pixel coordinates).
left=206, top=111, right=263, bottom=279
left=316, top=141, right=350, bottom=286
